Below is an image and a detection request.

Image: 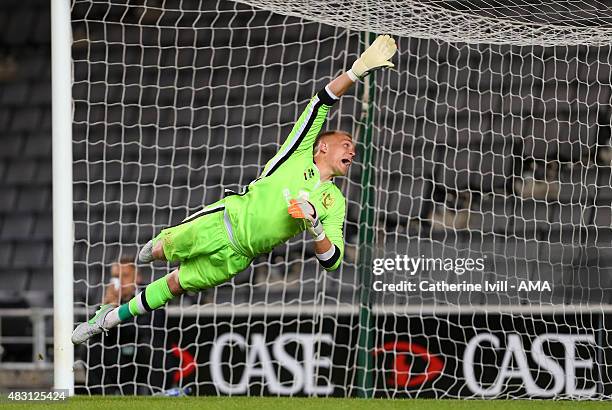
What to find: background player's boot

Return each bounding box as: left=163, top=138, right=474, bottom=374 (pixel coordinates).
left=138, top=239, right=154, bottom=263
left=71, top=304, right=116, bottom=345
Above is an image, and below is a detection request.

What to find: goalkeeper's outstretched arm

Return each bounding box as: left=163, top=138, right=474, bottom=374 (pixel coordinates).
left=286, top=35, right=397, bottom=271
left=327, top=34, right=397, bottom=98
left=262, top=35, right=397, bottom=172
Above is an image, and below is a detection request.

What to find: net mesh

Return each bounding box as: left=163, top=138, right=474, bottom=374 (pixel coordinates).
left=71, top=0, right=612, bottom=398
left=237, top=0, right=612, bottom=46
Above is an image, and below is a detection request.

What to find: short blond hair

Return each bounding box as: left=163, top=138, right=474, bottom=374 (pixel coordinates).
left=313, top=130, right=353, bottom=155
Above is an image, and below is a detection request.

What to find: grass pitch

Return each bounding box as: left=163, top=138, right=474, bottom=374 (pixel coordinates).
left=2, top=397, right=611, bottom=410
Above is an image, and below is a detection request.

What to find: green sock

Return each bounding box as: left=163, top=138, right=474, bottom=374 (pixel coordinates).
left=117, top=275, right=175, bottom=321
left=117, top=304, right=132, bottom=322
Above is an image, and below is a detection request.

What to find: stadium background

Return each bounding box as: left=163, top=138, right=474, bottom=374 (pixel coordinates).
left=0, top=0, right=611, bottom=398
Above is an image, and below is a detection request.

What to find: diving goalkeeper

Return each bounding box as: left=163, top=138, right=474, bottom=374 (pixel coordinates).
left=72, top=35, right=397, bottom=344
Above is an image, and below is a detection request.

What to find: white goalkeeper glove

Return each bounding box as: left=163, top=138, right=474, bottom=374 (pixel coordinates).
left=348, top=34, right=397, bottom=81
left=288, top=198, right=325, bottom=241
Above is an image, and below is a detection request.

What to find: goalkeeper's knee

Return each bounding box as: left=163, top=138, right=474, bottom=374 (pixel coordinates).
left=166, top=269, right=185, bottom=297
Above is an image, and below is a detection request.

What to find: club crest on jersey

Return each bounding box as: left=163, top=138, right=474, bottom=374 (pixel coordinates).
left=322, top=192, right=334, bottom=209
left=303, top=167, right=315, bottom=181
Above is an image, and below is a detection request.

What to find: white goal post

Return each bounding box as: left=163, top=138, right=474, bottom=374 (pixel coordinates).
left=51, top=0, right=74, bottom=395
left=56, top=0, right=612, bottom=398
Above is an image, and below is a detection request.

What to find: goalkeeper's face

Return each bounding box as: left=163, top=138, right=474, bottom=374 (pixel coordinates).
left=321, top=133, right=356, bottom=176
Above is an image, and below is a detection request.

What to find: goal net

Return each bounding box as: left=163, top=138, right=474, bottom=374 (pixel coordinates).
left=71, top=0, right=612, bottom=398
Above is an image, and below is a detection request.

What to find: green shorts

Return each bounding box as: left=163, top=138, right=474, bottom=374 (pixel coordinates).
left=153, top=201, right=252, bottom=292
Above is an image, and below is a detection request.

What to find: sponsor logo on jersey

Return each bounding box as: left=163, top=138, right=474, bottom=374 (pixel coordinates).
left=322, top=192, right=334, bottom=209
left=303, top=167, right=315, bottom=181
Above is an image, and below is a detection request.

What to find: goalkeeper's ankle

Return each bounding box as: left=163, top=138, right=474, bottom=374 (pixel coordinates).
left=102, top=306, right=123, bottom=329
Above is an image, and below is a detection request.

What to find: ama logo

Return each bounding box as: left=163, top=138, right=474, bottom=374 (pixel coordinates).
left=374, top=341, right=444, bottom=388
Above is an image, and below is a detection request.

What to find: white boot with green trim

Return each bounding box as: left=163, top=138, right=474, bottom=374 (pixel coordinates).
left=71, top=304, right=116, bottom=345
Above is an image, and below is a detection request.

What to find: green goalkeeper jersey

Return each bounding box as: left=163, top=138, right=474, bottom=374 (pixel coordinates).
left=223, top=87, right=345, bottom=271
